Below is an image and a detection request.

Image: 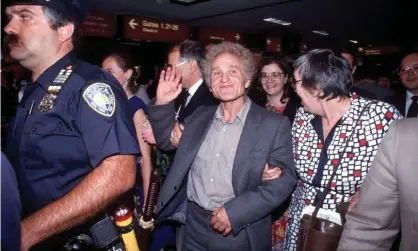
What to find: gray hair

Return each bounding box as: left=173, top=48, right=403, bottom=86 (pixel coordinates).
left=42, top=6, right=73, bottom=29
left=178, top=40, right=205, bottom=67
left=202, top=41, right=256, bottom=87
left=42, top=6, right=79, bottom=44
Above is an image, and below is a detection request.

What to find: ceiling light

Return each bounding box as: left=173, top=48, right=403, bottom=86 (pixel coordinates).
left=171, top=0, right=210, bottom=5
left=349, top=40, right=358, bottom=44
left=312, top=30, right=329, bottom=36
left=263, top=18, right=291, bottom=26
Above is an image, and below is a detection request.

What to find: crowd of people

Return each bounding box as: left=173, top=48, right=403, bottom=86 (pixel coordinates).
left=1, top=0, right=418, bottom=251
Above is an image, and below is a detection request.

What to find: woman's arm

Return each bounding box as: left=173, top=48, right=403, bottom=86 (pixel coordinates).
left=133, top=109, right=153, bottom=203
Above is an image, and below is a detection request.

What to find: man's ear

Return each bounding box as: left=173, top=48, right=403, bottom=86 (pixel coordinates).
left=57, top=23, right=75, bottom=42
left=244, top=80, right=251, bottom=89
left=189, top=60, right=198, bottom=74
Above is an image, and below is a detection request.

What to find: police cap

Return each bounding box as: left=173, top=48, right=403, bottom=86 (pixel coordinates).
left=6, top=0, right=88, bottom=26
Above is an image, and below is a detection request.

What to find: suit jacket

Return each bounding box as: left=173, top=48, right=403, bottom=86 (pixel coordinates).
left=337, top=118, right=418, bottom=251
left=393, top=90, right=407, bottom=116
left=351, top=83, right=396, bottom=104
left=177, top=82, right=217, bottom=123
left=148, top=100, right=296, bottom=251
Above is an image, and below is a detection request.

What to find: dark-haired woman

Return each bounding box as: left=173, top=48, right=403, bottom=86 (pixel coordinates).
left=259, top=55, right=300, bottom=250
left=281, top=49, right=402, bottom=251
left=260, top=55, right=300, bottom=124
left=102, top=53, right=152, bottom=203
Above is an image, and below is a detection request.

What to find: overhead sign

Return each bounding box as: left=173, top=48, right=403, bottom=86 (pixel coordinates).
left=123, top=16, right=190, bottom=43
left=265, top=36, right=281, bottom=52
left=80, top=12, right=116, bottom=38
left=199, top=27, right=242, bottom=44
left=358, top=45, right=400, bottom=56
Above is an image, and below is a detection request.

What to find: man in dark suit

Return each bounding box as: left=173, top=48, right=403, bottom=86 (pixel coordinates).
left=393, top=52, right=418, bottom=117
left=148, top=42, right=296, bottom=251
left=339, top=49, right=395, bottom=103
left=169, top=40, right=217, bottom=123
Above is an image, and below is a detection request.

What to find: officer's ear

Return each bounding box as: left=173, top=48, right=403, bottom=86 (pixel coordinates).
left=57, top=23, right=75, bottom=43
left=125, top=69, right=133, bottom=81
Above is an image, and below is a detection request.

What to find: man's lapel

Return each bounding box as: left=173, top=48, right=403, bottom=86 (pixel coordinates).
left=180, top=106, right=217, bottom=167
left=232, top=103, right=262, bottom=191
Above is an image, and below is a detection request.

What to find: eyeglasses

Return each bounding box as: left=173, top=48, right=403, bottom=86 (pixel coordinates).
left=163, top=61, right=189, bottom=70
left=260, top=72, right=285, bottom=81
left=398, top=64, right=418, bottom=76
left=176, top=61, right=188, bottom=67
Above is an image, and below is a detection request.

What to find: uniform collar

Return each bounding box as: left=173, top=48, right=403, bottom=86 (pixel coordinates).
left=34, top=52, right=77, bottom=90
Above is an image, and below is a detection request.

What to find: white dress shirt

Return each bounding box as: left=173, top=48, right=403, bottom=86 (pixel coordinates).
left=405, top=90, right=418, bottom=117
left=185, top=79, right=203, bottom=107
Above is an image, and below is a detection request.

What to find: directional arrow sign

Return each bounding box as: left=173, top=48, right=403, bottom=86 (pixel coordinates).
left=129, top=19, right=138, bottom=29
left=123, top=16, right=190, bottom=42
left=199, top=28, right=243, bottom=44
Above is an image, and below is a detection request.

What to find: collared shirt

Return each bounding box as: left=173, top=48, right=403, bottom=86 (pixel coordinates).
left=4, top=53, right=139, bottom=218
left=185, top=79, right=203, bottom=106
left=405, top=90, right=417, bottom=117
left=187, top=97, right=251, bottom=211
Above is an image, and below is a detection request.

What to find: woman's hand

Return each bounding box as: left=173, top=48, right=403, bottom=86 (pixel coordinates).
left=142, top=120, right=156, bottom=145
left=262, top=163, right=282, bottom=182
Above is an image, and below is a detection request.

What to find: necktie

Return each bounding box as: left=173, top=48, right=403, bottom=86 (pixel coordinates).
left=407, top=96, right=418, bottom=118
left=183, top=89, right=190, bottom=107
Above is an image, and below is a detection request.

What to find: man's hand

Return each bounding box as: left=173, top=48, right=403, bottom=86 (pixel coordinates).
left=155, top=66, right=182, bottom=105
left=348, top=191, right=360, bottom=211
left=210, top=206, right=232, bottom=236
left=262, top=163, right=282, bottom=182
left=142, top=120, right=156, bottom=145
left=170, top=122, right=184, bottom=147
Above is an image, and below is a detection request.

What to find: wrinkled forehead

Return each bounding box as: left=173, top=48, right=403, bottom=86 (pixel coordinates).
left=401, top=53, right=418, bottom=67
left=6, top=4, right=43, bottom=15
left=212, top=52, right=241, bottom=68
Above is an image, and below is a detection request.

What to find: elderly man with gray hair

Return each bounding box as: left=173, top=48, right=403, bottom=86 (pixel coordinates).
left=147, top=41, right=296, bottom=251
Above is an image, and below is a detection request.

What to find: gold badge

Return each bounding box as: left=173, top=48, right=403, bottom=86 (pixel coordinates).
left=38, top=93, right=56, bottom=112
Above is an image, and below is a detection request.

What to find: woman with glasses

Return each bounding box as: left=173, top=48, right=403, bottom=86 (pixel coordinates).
left=258, top=55, right=300, bottom=250
left=260, top=55, right=300, bottom=124
left=280, top=49, right=402, bottom=251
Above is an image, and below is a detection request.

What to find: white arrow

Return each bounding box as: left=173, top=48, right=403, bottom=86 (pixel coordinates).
left=267, top=39, right=271, bottom=44
left=129, top=19, right=138, bottom=29
left=235, top=34, right=240, bottom=41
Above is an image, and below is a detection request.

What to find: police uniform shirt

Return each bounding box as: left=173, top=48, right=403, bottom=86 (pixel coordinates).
left=5, top=53, right=140, bottom=218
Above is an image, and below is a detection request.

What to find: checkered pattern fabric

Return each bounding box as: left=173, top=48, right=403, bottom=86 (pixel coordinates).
left=280, top=94, right=402, bottom=251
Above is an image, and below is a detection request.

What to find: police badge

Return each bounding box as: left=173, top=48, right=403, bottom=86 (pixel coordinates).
left=38, top=93, right=57, bottom=112
left=38, top=64, right=74, bottom=112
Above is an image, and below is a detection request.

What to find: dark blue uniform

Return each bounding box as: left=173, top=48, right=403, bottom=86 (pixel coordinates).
left=5, top=52, right=140, bottom=219
left=1, top=153, right=21, bottom=251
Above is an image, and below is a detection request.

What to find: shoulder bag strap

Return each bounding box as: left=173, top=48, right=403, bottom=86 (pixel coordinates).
left=311, top=101, right=374, bottom=218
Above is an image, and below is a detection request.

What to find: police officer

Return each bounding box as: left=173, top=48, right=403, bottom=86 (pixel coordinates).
left=3, top=0, right=140, bottom=250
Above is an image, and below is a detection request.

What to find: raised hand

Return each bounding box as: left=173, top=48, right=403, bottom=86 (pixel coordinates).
left=155, top=66, right=182, bottom=105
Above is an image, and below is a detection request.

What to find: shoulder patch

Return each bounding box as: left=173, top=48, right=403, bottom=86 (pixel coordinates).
left=83, top=82, right=116, bottom=117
